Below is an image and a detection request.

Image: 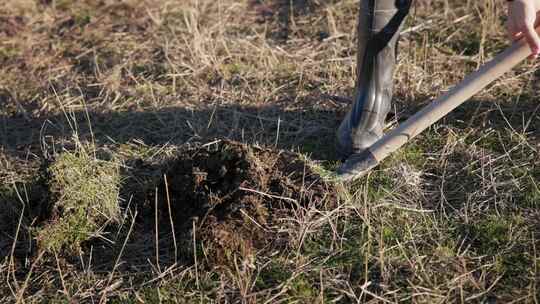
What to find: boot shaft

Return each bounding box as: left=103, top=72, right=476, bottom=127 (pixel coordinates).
left=337, top=0, right=412, bottom=157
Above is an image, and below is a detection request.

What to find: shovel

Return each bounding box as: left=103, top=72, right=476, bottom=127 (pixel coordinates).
left=337, top=32, right=537, bottom=181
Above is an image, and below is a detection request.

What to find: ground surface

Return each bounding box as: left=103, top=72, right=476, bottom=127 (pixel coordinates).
left=0, top=0, right=539, bottom=303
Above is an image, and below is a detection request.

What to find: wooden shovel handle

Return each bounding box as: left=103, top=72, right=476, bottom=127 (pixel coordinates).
left=368, top=35, right=534, bottom=162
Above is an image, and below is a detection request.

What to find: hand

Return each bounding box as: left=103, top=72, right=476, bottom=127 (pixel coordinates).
left=507, top=0, right=540, bottom=58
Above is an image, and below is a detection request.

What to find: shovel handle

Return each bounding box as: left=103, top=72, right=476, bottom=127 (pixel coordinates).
left=368, top=36, right=533, bottom=163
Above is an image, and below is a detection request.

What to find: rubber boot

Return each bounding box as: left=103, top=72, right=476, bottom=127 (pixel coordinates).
left=336, top=0, right=411, bottom=161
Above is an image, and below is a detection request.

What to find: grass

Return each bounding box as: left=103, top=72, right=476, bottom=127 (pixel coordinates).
left=37, top=144, right=121, bottom=252
left=0, top=0, right=539, bottom=302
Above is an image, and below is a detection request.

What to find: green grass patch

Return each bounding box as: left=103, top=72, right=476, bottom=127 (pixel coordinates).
left=460, top=215, right=527, bottom=256
left=521, top=169, right=540, bottom=207
left=256, top=259, right=293, bottom=290
left=36, top=148, right=122, bottom=252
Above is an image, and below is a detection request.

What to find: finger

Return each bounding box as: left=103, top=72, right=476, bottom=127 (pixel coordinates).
left=509, top=30, right=523, bottom=41
left=507, top=19, right=524, bottom=41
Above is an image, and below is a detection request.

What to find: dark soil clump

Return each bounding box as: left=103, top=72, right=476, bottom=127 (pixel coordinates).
left=154, top=140, right=336, bottom=263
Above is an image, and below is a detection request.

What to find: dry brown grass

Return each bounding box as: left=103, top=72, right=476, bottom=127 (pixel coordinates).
left=0, top=0, right=539, bottom=303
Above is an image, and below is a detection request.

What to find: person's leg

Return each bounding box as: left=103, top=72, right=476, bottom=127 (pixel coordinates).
left=336, top=0, right=412, bottom=160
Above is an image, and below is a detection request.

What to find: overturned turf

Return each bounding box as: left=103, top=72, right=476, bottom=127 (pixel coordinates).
left=1, top=140, right=337, bottom=271
left=152, top=140, right=337, bottom=264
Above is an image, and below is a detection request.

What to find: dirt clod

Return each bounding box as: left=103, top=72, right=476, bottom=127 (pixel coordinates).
left=154, top=140, right=335, bottom=263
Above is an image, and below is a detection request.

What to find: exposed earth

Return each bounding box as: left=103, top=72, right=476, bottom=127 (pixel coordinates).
left=152, top=140, right=336, bottom=264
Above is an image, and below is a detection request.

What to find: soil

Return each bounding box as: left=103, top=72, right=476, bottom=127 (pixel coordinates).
left=153, top=140, right=336, bottom=264
left=1, top=140, right=336, bottom=269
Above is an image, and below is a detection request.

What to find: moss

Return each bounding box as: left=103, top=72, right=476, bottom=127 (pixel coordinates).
left=297, top=136, right=338, bottom=162
left=462, top=215, right=526, bottom=255
left=256, top=260, right=292, bottom=289
left=302, top=219, right=368, bottom=280
left=290, top=275, right=316, bottom=300
left=37, top=149, right=121, bottom=252
left=73, top=11, right=92, bottom=27
left=377, top=209, right=426, bottom=248
left=274, top=62, right=297, bottom=79
left=54, top=0, right=74, bottom=10
left=122, top=274, right=217, bottom=304
left=382, top=226, right=397, bottom=244
left=523, top=185, right=540, bottom=207
left=221, top=62, right=251, bottom=81
left=521, top=170, right=540, bottom=207
left=0, top=184, right=16, bottom=201
left=494, top=251, right=532, bottom=278
left=366, top=171, right=395, bottom=201
left=393, top=143, right=425, bottom=167
left=434, top=244, right=456, bottom=259
left=0, top=45, right=21, bottom=63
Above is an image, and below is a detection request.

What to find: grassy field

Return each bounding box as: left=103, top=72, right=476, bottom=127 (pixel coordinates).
left=1, top=0, right=539, bottom=302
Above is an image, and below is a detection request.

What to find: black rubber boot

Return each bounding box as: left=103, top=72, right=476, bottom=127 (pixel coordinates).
left=336, top=0, right=411, bottom=161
